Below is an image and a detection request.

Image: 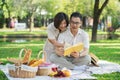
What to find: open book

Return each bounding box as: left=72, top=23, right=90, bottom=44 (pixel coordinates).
left=64, top=43, right=84, bottom=56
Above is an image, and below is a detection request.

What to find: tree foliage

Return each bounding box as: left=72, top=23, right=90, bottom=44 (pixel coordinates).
left=105, top=0, right=120, bottom=32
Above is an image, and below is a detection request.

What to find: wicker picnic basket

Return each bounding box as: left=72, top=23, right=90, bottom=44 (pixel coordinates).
left=7, top=48, right=38, bottom=78
left=36, top=51, right=53, bottom=76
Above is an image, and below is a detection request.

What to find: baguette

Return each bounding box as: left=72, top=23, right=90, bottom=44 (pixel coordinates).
left=7, top=58, right=22, bottom=63
left=22, top=49, right=32, bottom=63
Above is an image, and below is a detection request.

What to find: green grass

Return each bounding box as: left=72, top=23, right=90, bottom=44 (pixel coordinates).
left=0, top=39, right=46, bottom=60
left=0, top=71, right=8, bottom=80
left=0, top=31, right=120, bottom=79
left=93, top=72, right=120, bottom=80
left=0, top=30, right=47, bottom=35
left=86, top=29, right=120, bottom=35
left=90, top=39, right=120, bottom=80
left=90, top=41, right=120, bottom=64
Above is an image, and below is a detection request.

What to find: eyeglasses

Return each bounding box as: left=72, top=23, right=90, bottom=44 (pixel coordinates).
left=70, top=21, right=81, bottom=25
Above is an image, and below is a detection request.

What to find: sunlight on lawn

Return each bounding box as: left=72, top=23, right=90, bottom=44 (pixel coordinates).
left=90, top=43, right=120, bottom=45
left=102, top=46, right=120, bottom=49
left=0, top=47, right=23, bottom=48
left=1, top=44, right=44, bottom=47
left=98, top=40, right=120, bottom=43
left=113, top=52, right=120, bottom=54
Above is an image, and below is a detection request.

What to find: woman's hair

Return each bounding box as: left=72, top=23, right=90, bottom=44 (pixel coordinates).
left=70, top=12, right=82, bottom=21
left=54, top=12, right=69, bottom=29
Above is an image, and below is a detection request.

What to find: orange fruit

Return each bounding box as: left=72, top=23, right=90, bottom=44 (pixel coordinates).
left=62, top=70, right=71, bottom=77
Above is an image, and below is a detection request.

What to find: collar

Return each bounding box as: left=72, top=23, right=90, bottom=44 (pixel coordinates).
left=77, top=28, right=82, bottom=34
left=68, top=28, right=82, bottom=36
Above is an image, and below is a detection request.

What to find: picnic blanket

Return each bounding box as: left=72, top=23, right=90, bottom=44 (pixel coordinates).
left=0, top=60, right=120, bottom=80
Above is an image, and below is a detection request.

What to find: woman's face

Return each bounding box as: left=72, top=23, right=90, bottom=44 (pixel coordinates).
left=58, top=20, right=67, bottom=32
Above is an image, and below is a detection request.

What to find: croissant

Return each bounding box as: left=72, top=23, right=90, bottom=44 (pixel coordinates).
left=30, top=59, right=44, bottom=67
left=28, top=59, right=38, bottom=66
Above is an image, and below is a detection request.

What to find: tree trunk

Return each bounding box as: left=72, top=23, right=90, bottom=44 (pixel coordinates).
left=91, top=0, right=99, bottom=42
left=91, top=0, right=109, bottom=42
left=92, top=16, right=99, bottom=42
left=29, top=14, right=34, bottom=32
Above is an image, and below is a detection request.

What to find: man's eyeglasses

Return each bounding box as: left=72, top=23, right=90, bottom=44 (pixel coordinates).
left=70, top=21, right=81, bottom=25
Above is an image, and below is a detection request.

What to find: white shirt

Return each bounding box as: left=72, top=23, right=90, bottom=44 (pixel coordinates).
left=58, top=28, right=89, bottom=49
left=47, top=23, right=59, bottom=40
left=43, top=22, right=59, bottom=53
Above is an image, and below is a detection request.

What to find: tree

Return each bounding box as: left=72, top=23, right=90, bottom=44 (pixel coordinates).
left=0, top=0, right=11, bottom=28
left=91, top=0, right=109, bottom=42
left=13, top=0, right=45, bottom=31
left=106, top=0, right=120, bottom=33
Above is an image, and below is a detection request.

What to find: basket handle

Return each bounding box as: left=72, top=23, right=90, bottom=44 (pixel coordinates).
left=19, top=48, right=32, bottom=64
left=19, top=48, right=25, bottom=59
left=37, top=50, right=46, bottom=62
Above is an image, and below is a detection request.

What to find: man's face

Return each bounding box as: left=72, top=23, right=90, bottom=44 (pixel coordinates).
left=70, top=17, right=82, bottom=30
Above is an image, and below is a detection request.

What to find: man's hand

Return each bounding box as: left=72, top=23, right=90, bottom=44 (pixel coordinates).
left=70, top=52, right=79, bottom=58
left=55, top=46, right=64, bottom=56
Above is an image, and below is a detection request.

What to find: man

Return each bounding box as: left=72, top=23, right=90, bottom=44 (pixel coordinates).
left=50, top=12, right=91, bottom=70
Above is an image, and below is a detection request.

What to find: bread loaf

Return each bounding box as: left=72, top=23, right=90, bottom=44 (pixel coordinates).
left=30, top=59, right=44, bottom=67
left=22, top=49, right=32, bottom=63
left=28, top=59, right=37, bottom=66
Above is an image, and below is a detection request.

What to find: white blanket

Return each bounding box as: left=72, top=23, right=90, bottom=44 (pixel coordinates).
left=0, top=60, right=120, bottom=80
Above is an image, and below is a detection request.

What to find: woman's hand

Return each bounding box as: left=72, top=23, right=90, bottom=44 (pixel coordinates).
left=55, top=46, right=64, bottom=56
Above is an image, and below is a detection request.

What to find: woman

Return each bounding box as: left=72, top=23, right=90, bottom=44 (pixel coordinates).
left=43, top=12, right=69, bottom=62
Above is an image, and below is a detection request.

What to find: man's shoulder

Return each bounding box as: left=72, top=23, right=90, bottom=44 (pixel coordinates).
left=79, top=29, right=89, bottom=36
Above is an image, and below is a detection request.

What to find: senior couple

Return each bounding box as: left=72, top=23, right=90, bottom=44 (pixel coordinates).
left=43, top=12, right=91, bottom=70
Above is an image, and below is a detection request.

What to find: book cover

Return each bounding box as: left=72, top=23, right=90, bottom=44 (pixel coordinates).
left=64, top=43, right=84, bottom=56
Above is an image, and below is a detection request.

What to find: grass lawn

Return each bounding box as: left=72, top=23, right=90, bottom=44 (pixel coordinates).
left=90, top=39, right=120, bottom=80
left=0, top=39, right=120, bottom=80
left=0, top=30, right=47, bottom=37
left=0, top=30, right=120, bottom=80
